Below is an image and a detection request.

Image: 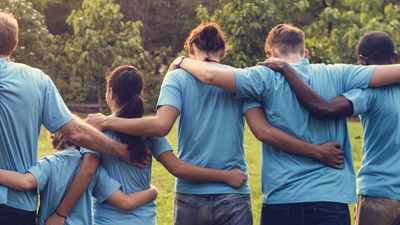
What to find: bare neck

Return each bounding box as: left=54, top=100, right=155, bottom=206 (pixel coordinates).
left=278, top=53, right=304, bottom=64
left=191, top=52, right=220, bottom=63
left=0, top=55, right=11, bottom=62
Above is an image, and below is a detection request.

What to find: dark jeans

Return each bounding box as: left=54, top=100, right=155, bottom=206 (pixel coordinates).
left=0, top=204, right=36, bottom=225
left=260, top=201, right=350, bottom=225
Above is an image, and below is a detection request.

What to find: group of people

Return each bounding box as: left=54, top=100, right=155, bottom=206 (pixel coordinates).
left=0, top=9, right=399, bottom=225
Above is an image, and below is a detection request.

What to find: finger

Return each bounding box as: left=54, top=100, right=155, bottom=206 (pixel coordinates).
left=334, top=165, right=344, bottom=170
left=336, top=160, right=344, bottom=164
left=337, top=155, right=344, bottom=160
left=334, top=142, right=342, bottom=148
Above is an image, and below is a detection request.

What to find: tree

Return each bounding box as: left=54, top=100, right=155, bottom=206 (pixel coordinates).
left=304, top=0, right=400, bottom=64
left=2, top=0, right=53, bottom=70
left=197, top=0, right=310, bottom=68
left=65, top=0, right=147, bottom=112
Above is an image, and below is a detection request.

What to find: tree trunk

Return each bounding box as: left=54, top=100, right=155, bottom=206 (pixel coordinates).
left=97, top=77, right=103, bottom=113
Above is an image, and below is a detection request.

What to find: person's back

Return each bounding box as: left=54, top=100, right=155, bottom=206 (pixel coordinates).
left=29, top=149, right=120, bottom=225
left=84, top=129, right=171, bottom=225
left=0, top=21, right=72, bottom=219
left=162, top=65, right=251, bottom=194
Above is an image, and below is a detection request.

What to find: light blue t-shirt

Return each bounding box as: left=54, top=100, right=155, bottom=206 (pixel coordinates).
left=233, top=59, right=376, bottom=204
left=343, top=84, right=400, bottom=200
left=0, top=58, right=73, bottom=211
left=157, top=64, right=261, bottom=195
left=28, top=149, right=121, bottom=225
left=83, top=129, right=172, bottom=225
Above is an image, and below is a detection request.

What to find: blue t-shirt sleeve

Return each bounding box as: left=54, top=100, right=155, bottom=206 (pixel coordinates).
left=148, top=137, right=173, bottom=161
left=27, top=156, right=52, bottom=195
left=233, top=66, right=274, bottom=101
left=242, top=99, right=262, bottom=113
left=41, top=74, right=74, bottom=133
left=157, top=70, right=183, bottom=112
left=91, top=164, right=121, bottom=203
left=331, top=64, right=376, bottom=92
left=343, top=89, right=372, bottom=116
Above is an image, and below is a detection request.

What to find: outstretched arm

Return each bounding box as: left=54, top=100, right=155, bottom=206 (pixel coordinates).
left=257, top=58, right=354, bottom=120
left=107, top=185, right=158, bottom=210
left=369, top=64, right=400, bottom=87
left=45, top=153, right=99, bottom=225
left=86, top=105, right=179, bottom=137
left=158, top=151, right=247, bottom=189
left=245, top=107, right=344, bottom=169
left=0, top=170, right=37, bottom=191
left=168, top=57, right=236, bottom=93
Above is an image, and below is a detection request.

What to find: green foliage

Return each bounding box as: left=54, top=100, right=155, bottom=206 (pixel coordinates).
left=65, top=0, right=147, bottom=112
left=304, top=0, right=400, bottom=64
left=2, top=0, right=53, bottom=70
left=198, top=0, right=310, bottom=68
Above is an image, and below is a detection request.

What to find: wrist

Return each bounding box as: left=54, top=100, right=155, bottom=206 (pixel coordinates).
left=55, top=209, right=67, bottom=219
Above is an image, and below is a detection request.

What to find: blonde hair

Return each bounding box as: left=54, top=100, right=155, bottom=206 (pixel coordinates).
left=47, top=114, right=81, bottom=151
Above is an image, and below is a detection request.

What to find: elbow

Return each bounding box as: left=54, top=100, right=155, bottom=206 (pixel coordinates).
left=19, top=181, right=35, bottom=191
left=311, top=106, right=330, bottom=120
left=253, top=127, right=272, bottom=144
left=154, top=121, right=171, bottom=137
left=168, top=165, right=184, bottom=179
left=118, top=200, right=132, bottom=211
left=203, top=69, right=217, bottom=85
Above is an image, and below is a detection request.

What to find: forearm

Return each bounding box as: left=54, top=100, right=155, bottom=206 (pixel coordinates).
left=59, top=119, right=127, bottom=158
left=179, top=58, right=236, bottom=92
left=369, top=64, right=400, bottom=87
left=105, top=116, right=169, bottom=137
left=0, top=170, right=36, bottom=191
left=56, top=154, right=99, bottom=216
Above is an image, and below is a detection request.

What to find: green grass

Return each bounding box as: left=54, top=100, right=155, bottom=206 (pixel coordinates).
left=37, top=121, right=363, bottom=225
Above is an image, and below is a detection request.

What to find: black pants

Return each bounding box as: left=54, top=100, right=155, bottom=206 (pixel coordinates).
left=0, top=204, right=36, bottom=225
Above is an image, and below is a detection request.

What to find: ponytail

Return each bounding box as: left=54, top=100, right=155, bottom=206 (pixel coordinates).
left=107, top=66, right=147, bottom=163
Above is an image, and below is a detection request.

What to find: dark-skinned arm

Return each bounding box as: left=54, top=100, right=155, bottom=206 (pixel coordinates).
left=257, top=58, right=353, bottom=120
left=244, top=107, right=344, bottom=169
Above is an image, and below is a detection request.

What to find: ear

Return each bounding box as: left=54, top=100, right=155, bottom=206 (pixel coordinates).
left=188, top=43, right=195, bottom=56
left=304, top=49, right=309, bottom=59
left=219, top=50, right=225, bottom=59
left=394, top=51, right=398, bottom=63
left=358, top=55, right=368, bottom=65
left=271, top=49, right=279, bottom=58
left=13, top=39, right=18, bottom=52
left=108, top=87, right=115, bottom=99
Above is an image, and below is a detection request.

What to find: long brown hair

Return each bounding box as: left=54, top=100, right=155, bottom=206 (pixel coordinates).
left=107, top=65, right=147, bottom=163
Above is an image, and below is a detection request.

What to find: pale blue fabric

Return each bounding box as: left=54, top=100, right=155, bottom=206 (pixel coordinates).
left=83, top=127, right=172, bottom=225
left=0, top=58, right=73, bottom=211
left=28, top=149, right=121, bottom=225
left=233, top=59, right=376, bottom=204
left=157, top=64, right=260, bottom=195
left=343, top=84, right=400, bottom=200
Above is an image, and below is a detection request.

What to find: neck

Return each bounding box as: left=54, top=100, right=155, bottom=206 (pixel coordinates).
left=0, top=55, right=11, bottom=62
left=278, top=53, right=304, bottom=64
left=191, top=52, right=220, bottom=63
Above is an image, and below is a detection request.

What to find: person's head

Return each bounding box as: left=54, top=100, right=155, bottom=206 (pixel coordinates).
left=47, top=115, right=81, bottom=153
left=0, top=12, right=18, bottom=57
left=185, top=22, right=228, bottom=61
left=106, top=65, right=147, bottom=163
left=265, top=24, right=308, bottom=61
left=357, top=31, right=398, bottom=65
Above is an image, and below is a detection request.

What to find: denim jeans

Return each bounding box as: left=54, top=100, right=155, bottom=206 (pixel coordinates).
left=0, top=204, right=36, bottom=225
left=260, top=201, right=350, bottom=225
left=174, top=193, right=253, bottom=225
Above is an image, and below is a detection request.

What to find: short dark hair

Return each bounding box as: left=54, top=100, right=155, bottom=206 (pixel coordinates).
left=0, top=12, right=18, bottom=56
left=265, top=24, right=305, bottom=58
left=357, top=31, right=396, bottom=64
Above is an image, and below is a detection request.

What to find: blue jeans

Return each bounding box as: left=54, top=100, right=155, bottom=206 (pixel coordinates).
left=260, top=202, right=350, bottom=225
left=174, top=193, right=253, bottom=225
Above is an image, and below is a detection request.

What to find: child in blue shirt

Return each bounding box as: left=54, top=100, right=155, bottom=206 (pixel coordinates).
left=0, top=118, right=158, bottom=225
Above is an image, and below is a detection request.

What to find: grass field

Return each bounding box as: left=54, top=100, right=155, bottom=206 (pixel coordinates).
left=37, top=120, right=364, bottom=224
